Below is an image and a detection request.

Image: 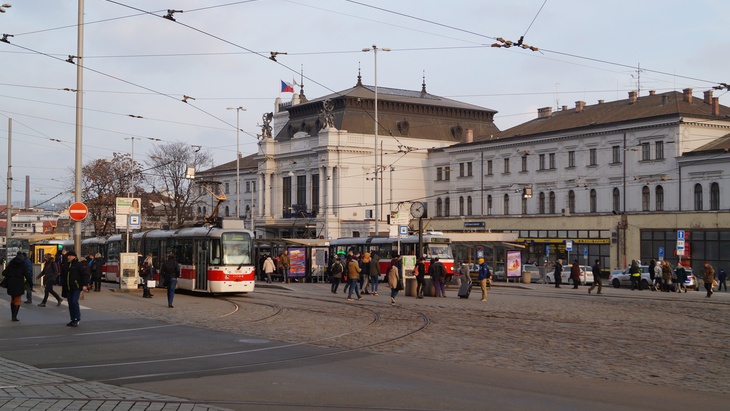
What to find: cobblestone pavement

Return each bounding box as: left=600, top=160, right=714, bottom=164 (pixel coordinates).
left=3, top=281, right=729, bottom=410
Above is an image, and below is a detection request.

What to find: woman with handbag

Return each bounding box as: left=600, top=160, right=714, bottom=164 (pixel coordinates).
left=387, top=255, right=401, bottom=306
left=2, top=252, right=32, bottom=322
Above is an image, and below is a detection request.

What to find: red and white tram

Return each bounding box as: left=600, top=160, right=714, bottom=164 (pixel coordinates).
left=329, top=233, right=455, bottom=277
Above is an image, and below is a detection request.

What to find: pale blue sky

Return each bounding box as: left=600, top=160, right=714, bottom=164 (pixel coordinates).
left=1, top=0, right=728, bottom=205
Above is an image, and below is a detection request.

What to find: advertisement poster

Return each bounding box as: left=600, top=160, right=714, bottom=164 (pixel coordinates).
left=116, top=197, right=142, bottom=215
left=506, top=250, right=522, bottom=278
left=289, top=247, right=306, bottom=278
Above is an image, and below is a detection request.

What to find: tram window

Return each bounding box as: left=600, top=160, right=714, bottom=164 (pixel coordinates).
left=428, top=245, right=453, bottom=259
left=176, top=240, right=194, bottom=265
left=210, top=240, right=222, bottom=265
left=221, top=233, right=252, bottom=265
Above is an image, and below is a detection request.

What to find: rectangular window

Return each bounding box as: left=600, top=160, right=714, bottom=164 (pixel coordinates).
left=467, top=162, right=473, bottom=176
left=282, top=176, right=292, bottom=213
left=459, top=163, right=465, bottom=177
left=549, top=153, right=556, bottom=169
left=245, top=181, right=251, bottom=193
left=521, top=156, right=528, bottom=172
left=655, top=141, right=664, bottom=159
left=641, top=142, right=651, bottom=161
left=503, top=158, right=510, bottom=174
left=612, top=146, right=621, bottom=163
left=436, top=167, right=442, bottom=181
left=487, top=160, right=493, bottom=175
left=444, top=166, right=451, bottom=180
left=568, top=151, right=575, bottom=167
left=311, top=174, right=319, bottom=215
left=589, top=148, right=597, bottom=166
left=539, top=154, right=546, bottom=170
left=296, top=175, right=307, bottom=206
left=225, top=182, right=230, bottom=194
left=251, top=181, right=256, bottom=192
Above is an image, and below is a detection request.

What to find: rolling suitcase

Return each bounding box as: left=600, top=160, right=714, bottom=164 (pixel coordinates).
left=458, top=281, right=472, bottom=299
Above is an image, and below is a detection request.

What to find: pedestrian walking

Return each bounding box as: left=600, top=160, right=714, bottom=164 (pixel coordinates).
left=387, top=257, right=400, bottom=305
left=62, top=251, right=89, bottom=327
left=477, top=258, right=491, bottom=301
left=346, top=253, right=362, bottom=301
left=368, top=252, right=380, bottom=295
left=653, top=260, right=663, bottom=291
left=140, top=252, right=154, bottom=298
left=629, top=260, right=641, bottom=290
left=2, top=252, right=33, bottom=322
left=22, top=253, right=33, bottom=304
left=430, top=257, right=447, bottom=297
left=661, top=261, right=674, bottom=292
left=329, top=254, right=344, bottom=293
left=262, top=254, right=275, bottom=284
left=414, top=256, right=426, bottom=298
left=588, top=259, right=602, bottom=294
left=718, top=268, right=727, bottom=292
left=37, top=254, right=63, bottom=307
left=553, top=259, right=563, bottom=288
left=703, top=262, right=715, bottom=298
left=675, top=263, right=688, bottom=293
left=279, top=250, right=290, bottom=283
left=91, top=253, right=104, bottom=292
left=160, top=254, right=180, bottom=308
left=360, top=252, right=371, bottom=294
left=570, top=259, right=581, bottom=289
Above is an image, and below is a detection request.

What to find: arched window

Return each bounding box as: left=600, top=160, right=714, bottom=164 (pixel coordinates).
left=459, top=196, right=464, bottom=216
left=549, top=191, right=556, bottom=214
left=487, top=195, right=493, bottom=215
left=642, top=186, right=650, bottom=211
left=655, top=185, right=664, bottom=211
left=503, top=194, right=510, bottom=215
left=436, top=198, right=443, bottom=217
left=590, top=189, right=598, bottom=213
left=539, top=192, right=546, bottom=214
left=612, top=188, right=620, bottom=213
left=444, top=197, right=451, bottom=217
left=710, top=182, right=720, bottom=210
left=467, top=196, right=473, bottom=216
left=694, top=184, right=703, bottom=211
left=225, top=205, right=230, bottom=217
left=568, top=190, right=576, bottom=214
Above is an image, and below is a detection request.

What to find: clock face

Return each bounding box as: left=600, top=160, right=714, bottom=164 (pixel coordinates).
left=410, top=202, right=424, bottom=218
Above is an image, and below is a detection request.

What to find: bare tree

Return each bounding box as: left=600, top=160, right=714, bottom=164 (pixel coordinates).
left=146, top=142, right=213, bottom=228
left=80, top=153, right=144, bottom=236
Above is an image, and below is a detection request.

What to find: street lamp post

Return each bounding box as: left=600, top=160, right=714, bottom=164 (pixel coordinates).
left=5, top=118, right=11, bottom=248
left=227, top=107, right=246, bottom=222
left=362, top=44, right=390, bottom=236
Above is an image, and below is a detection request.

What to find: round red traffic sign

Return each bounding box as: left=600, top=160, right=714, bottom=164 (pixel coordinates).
left=69, top=202, right=89, bottom=221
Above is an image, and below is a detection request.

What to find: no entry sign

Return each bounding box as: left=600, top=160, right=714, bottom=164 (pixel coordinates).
left=69, top=202, right=89, bottom=221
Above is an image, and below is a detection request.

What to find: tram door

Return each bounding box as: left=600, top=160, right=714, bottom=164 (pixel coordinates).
left=195, top=239, right=208, bottom=291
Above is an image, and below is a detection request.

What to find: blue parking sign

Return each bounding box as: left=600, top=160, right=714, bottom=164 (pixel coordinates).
left=658, top=247, right=664, bottom=261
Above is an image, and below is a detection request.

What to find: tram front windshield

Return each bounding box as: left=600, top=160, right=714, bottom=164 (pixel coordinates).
left=220, top=232, right=253, bottom=265
left=428, top=245, right=453, bottom=259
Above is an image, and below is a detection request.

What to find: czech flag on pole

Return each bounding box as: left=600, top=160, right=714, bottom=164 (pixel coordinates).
left=281, top=80, right=295, bottom=93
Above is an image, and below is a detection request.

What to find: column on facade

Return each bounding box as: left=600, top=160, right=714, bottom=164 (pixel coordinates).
left=319, top=166, right=327, bottom=216
left=326, top=166, right=335, bottom=216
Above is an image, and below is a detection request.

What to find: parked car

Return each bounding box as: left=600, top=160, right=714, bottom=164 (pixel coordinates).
left=608, top=265, right=696, bottom=289
left=522, top=264, right=542, bottom=283
left=545, top=264, right=594, bottom=285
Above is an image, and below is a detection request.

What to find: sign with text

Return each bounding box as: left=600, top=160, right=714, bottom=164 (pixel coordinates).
left=116, top=197, right=141, bottom=215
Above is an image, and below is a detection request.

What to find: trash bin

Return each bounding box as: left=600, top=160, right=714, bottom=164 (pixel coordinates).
left=406, top=278, right=417, bottom=296
left=522, top=272, right=531, bottom=284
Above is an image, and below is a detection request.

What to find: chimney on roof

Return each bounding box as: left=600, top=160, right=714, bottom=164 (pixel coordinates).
left=598, top=100, right=604, bottom=104
left=649, top=90, right=656, bottom=96
left=704, top=90, right=713, bottom=104
left=561, top=105, right=568, bottom=111
left=25, top=176, right=30, bottom=210
left=537, top=107, right=552, bottom=119
left=575, top=101, right=586, bottom=113
left=463, top=128, right=474, bottom=144
left=628, top=91, right=638, bottom=104
left=712, top=97, right=720, bottom=116
left=683, top=88, right=693, bottom=103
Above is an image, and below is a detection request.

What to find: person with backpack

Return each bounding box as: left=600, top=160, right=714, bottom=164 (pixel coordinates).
left=160, top=254, right=180, bottom=308
left=37, top=253, right=63, bottom=307
left=477, top=258, right=491, bottom=301
left=329, top=255, right=344, bottom=294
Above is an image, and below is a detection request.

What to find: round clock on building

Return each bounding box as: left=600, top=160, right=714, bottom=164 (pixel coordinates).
left=410, top=201, right=425, bottom=218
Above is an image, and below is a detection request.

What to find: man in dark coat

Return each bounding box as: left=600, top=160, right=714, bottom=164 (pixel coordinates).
left=61, top=251, right=89, bottom=327
left=2, top=252, right=32, bottom=322
left=553, top=259, right=563, bottom=288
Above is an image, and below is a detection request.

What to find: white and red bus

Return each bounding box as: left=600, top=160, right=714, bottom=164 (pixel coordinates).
left=328, top=233, right=455, bottom=278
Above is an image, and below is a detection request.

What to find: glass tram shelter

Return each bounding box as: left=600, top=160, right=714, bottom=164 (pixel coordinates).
left=254, top=238, right=330, bottom=283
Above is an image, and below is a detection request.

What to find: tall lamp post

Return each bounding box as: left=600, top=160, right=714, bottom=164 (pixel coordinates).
left=5, top=118, right=11, bottom=248
left=227, top=106, right=246, bottom=221
left=362, top=44, right=390, bottom=236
